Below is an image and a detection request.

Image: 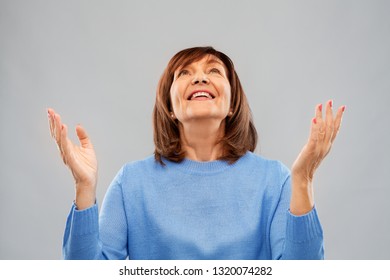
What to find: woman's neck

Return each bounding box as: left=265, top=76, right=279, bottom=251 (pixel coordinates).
left=179, top=119, right=225, bottom=162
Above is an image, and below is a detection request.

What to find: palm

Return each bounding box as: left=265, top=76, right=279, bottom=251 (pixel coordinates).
left=48, top=108, right=98, bottom=188
left=64, top=136, right=97, bottom=186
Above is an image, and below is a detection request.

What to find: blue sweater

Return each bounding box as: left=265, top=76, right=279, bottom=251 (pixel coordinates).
left=63, top=152, right=324, bottom=259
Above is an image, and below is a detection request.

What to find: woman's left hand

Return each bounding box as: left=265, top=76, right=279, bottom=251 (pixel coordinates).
left=292, top=100, right=345, bottom=181
left=290, top=100, right=345, bottom=215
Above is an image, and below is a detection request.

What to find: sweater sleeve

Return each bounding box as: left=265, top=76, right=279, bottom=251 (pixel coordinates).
left=270, top=174, right=324, bottom=260
left=62, top=167, right=128, bottom=260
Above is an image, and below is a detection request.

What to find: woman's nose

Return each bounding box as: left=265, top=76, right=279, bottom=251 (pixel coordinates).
left=191, top=71, right=209, bottom=85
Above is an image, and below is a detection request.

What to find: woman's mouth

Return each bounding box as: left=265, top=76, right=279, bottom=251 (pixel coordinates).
left=188, top=91, right=215, bottom=100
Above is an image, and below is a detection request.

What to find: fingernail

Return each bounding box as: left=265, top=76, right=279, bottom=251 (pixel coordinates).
left=319, top=104, right=322, bottom=111
left=313, top=117, right=317, bottom=124
left=329, top=100, right=333, bottom=108
left=342, top=105, right=346, bottom=112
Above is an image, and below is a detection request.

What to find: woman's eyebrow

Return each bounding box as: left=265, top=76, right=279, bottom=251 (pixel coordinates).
left=205, top=58, right=224, bottom=66
left=175, top=58, right=224, bottom=73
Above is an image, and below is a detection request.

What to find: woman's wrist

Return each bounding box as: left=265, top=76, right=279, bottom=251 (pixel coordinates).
left=290, top=172, right=315, bottom=215
left=75, top=184, right=96, bottom=210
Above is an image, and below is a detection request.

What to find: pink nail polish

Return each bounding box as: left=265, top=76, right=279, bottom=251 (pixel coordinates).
left=329, top=100, right=333, bottom=108
left=313, top=117, right=317, bottom=124
left=319, top=104, right=322, bottom=111
left=342, top=105, right=346, bottom=112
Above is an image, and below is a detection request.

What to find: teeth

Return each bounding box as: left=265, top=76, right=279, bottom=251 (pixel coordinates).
left=191, top=92, right=213, bottom=100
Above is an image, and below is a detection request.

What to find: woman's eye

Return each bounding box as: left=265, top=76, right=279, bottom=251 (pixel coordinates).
left=178, top=69, right=189, bottom=76
left=209, top=68, right=221, bottom=74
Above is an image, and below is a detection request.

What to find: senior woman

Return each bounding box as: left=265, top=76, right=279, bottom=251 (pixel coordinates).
left=48, top=46, right=345, bottom=260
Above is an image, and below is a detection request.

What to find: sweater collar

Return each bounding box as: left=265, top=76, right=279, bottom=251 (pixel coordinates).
left=162, top=152, right=250, bottom=175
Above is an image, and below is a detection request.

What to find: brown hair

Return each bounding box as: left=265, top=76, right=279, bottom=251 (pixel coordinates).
left=153, top=46, right=257, bottom=165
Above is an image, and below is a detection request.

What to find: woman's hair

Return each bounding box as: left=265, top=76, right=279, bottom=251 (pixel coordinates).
left=153, top=46, right=258, bottom=165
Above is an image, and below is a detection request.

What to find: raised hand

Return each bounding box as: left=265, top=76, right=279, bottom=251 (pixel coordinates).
left=48, top=108, right=98, bottom=209
left=290, top=100, right=345, bottom=215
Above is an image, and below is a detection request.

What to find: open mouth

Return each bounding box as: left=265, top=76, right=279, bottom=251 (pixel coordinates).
left=187, top=91, right=215, bottom=100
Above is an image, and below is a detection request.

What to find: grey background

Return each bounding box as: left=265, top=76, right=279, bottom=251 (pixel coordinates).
left=1, top=0, right=389, bottom=259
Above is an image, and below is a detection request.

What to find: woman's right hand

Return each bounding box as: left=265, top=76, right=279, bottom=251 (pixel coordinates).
left=48, top=108, right=98, bottom=210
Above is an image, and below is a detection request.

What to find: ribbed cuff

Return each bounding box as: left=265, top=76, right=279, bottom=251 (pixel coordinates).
left=286, top=207, right=323, bottom=243
left=71, top=203, right=99, bottom=236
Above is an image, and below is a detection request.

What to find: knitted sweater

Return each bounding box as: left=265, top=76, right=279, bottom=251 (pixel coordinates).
left=63, top=152, right=324, bottom=259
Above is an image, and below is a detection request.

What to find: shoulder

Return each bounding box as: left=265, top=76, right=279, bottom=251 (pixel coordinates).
left=243, top=151, right=289, bottom=171
left=121, top=154, right=161, bottom=174
left=243, top=151, right=290, bottom=181
left=110, top=155, right=163, bottom=189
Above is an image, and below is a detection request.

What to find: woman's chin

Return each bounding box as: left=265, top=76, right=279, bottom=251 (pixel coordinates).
left=182, top=112, right=227, bottom=123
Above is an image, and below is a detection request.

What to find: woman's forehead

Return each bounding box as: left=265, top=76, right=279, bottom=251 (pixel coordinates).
left=174, top=55, right=226, bottom=71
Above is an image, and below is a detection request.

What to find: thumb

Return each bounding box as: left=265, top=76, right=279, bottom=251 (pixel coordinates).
left=75, top=124, right=93, bottom=148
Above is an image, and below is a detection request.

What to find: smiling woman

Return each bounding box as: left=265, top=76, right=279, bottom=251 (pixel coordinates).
left=48, top=46, right=345, bottom=260
left=154, top=47, right=257, bottom=164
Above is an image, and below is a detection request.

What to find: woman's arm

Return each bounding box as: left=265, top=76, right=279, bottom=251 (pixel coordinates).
left=270, top=172, right=324, bottom=260
left=290, top=100, right=345, bottom=215
left=63, top=167, right=128, bottom=260
left=48, top=109, right=128, bottom=259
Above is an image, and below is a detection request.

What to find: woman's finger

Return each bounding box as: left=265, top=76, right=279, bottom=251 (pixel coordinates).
left=314, top=103, right=326, bottom=145
left=76, top=125, right=93, bottom=149
left=323, top=100, right=335, bottom=146
left=308, top=117, right=319, bottom=147
left=60, top=123, right=72, bottom=165
left=47, top=109, right=55, bottom=139
left=54, top=113, right=62, bottom=144
left=315, top=103, right=323, bottom=123
left=331, top=105, right=346, bottom=143
left=53, top=113, right=67, bottom=157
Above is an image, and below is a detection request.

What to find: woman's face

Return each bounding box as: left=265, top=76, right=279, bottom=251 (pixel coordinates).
left=170, top=55, right=231, bottom=125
